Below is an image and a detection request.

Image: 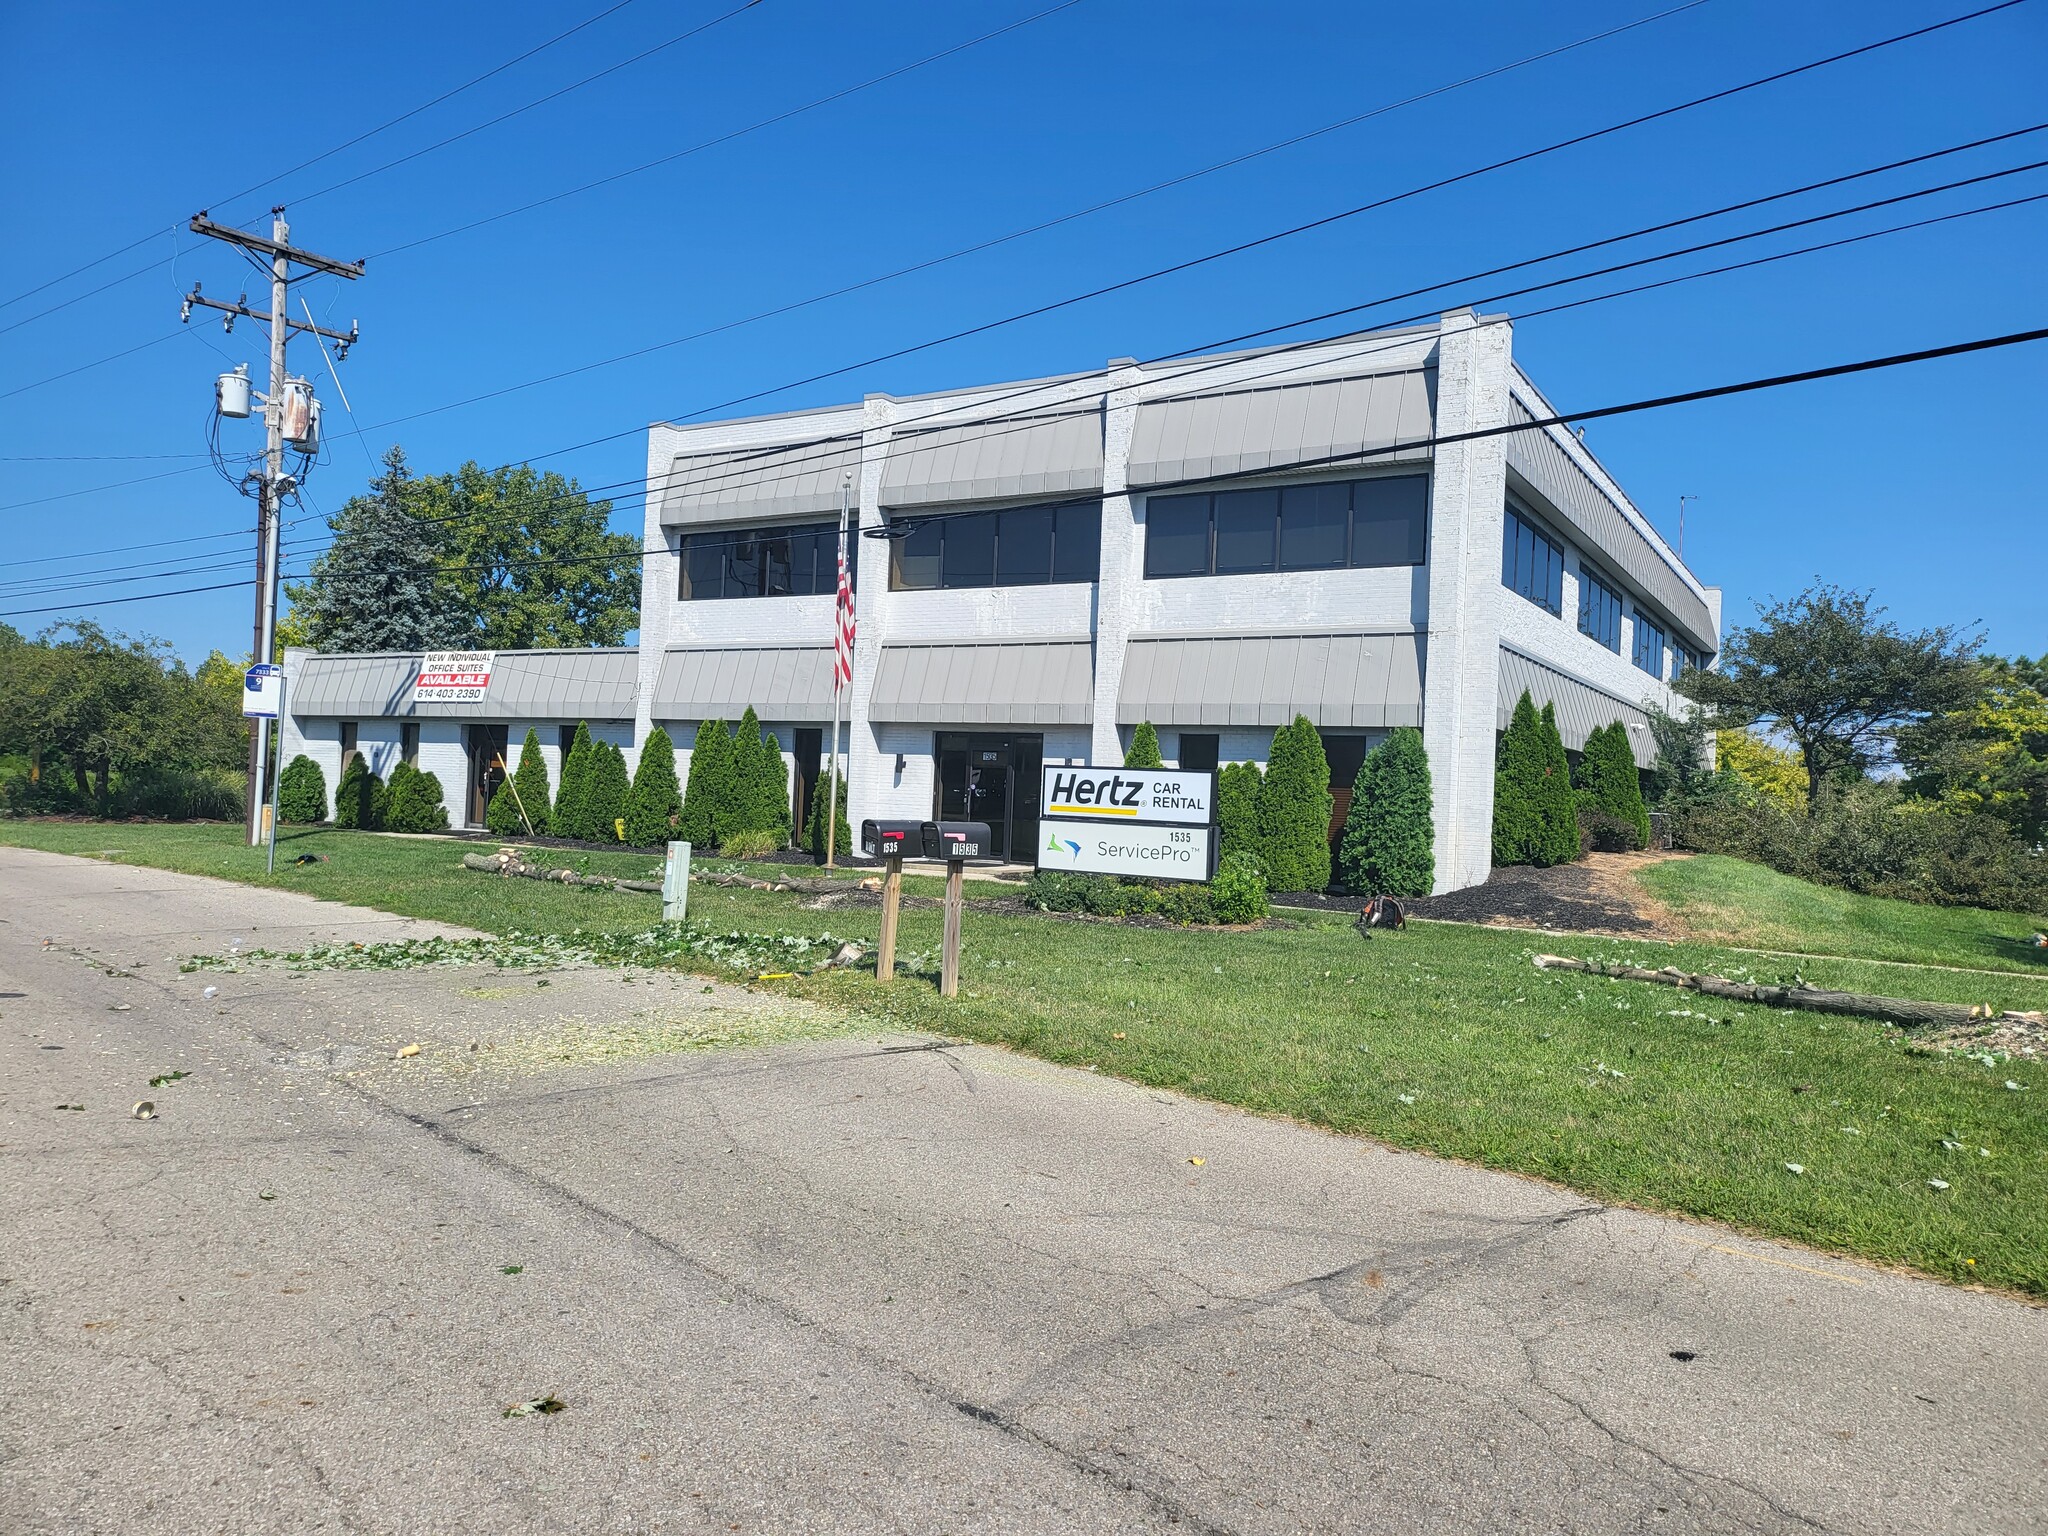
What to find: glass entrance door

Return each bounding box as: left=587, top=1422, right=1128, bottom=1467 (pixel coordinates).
left=934, top=732, right=1042, bottom=862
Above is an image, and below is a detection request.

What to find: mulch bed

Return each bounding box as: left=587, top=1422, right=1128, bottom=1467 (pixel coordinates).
left=1402, top=862, right=1659, bottom=934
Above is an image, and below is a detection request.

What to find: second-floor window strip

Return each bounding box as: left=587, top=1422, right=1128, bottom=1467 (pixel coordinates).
left=677, top=520, right=854, bottom=601
left=1577, top=565, right=1622, bottom=652
left=889, top=501, right=1101, bottom=591
left=1143, top=473, right=1428, bottom=580
left=1502, top=502, right=1564, bottom=616
left=1633, top=612, right=1668, bottom=678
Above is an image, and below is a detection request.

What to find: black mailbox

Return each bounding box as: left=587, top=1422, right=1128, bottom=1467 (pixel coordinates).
left=861, top=819, right=921, bottom=858
left=921, top=820, right=994, bottom=862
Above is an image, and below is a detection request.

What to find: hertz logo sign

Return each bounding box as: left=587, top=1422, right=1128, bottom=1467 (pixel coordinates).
left=1038, top=766, right=1215, bottom=827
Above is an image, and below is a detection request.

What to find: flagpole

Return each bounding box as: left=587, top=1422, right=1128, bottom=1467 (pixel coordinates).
left=824, top=473, right=850, bottom=869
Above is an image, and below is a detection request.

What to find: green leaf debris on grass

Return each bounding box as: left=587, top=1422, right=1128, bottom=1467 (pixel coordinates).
left=501, top=1265, right=523, bottom=1275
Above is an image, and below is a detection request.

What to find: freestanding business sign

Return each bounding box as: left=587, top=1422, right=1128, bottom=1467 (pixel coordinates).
left=1037, top=765, right=1218, bottom=882
left=241, top=663, right=283, bottom=719
left=414, top=650, right=495, bottom=703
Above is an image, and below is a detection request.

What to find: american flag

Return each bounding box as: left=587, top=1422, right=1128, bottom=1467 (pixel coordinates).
left=833, top=533, right=856, bottom=689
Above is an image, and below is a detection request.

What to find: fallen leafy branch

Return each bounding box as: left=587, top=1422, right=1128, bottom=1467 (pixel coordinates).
left=1532, top=954, right=2046, bottom=1031
left=460, top=850, right=661, bottom=894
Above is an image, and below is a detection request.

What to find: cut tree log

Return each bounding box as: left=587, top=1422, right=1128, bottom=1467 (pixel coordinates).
left=1532, top=953, right=2045, bottom=1031
left=459, top=850, right=662, bottom=895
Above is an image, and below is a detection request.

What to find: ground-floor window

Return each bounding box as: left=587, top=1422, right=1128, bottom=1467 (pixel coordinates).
left=1177, top=733, right=1220, bottom=772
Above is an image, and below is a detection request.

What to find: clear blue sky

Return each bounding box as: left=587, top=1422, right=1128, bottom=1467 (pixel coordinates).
left=2, top=0, right=2042, bottom=664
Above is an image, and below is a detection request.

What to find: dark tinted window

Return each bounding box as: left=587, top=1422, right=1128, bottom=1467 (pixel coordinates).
left=1352, top=476, right=1428, bottom=566
left=1633, top=612, right=1667, bottom=678
left=1177, top=733, right=1220, bottom=773
left=678, top=519, right=850, bottom=601
left=1146, top=474, right=1428, bottom=578
left=893, top=520, right=941, bottom=590
left=1578, top=565, right=1622, bottom=652
left=942, top=511, right=997, bottom=588
left=1144, top=494, right=1210, bottom=577
left=1502, top=502, right=1563, bottom=616
left=996, top=505, right=1053, bottom=585
left=1213, top=489, right=1277, bottom=574
left=1279, top=483, right=1347, bottom=570
left=1051, top=504, right=1100, bottom=584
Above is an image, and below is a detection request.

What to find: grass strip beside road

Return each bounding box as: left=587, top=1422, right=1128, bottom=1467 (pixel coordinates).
left=6, top=821, right=2045, bottom=1296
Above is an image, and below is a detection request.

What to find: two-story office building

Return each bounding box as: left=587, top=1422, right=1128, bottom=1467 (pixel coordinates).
left=280, top=310, right=1718, bottom=894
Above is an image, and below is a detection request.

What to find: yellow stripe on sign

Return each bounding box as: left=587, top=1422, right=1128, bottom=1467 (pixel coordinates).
left=1048, top=804, right=1139, bottom=816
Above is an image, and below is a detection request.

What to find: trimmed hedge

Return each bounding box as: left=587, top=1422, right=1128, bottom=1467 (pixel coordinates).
left=1337, top=726, right=1434, bottom=896
left=277, top=755, right=327, bottom=824
left=1023, top=855, right=1268, bottom=926
left=624, top=726, right=683, bottom=846
left=382, top=761, right=449, bottom=833
left=1258, top=715, right=1333, bottom=892
left=332, top=755, right=386, bottom=831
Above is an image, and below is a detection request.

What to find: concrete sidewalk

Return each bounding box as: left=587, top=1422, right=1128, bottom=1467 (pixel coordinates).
left=4, top=845, right=2042, bottom=1534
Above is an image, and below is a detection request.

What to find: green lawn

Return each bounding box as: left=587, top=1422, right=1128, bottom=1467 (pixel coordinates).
left=7, top=821, right=2046, bottom=1296
left=1638, top=853, right=2048, bottom=973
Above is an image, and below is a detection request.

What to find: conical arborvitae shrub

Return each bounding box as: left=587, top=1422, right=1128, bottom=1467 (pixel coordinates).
left=1581, top=721, right=1650, bottom=849
left=1538, top=702, right=1580, bottom=865
left=1492, top=691, right=1549, bottom=866
left=554, top=722, right=596, bottom=840
left=1257, top=715, right=1333, bottom=893
left=484, top=731, right=550, bottom=838
left=382, top=760, right=450, bottom=833
left=332, top=754, right=385, bottom=830
left=586, top=741, right=630, bottom=842
left=277, top=755, right=328, bottom=824
left=623, top=726, right=684, bottom=845
left=1217, top=760, right=1262, bottom=865
left=677, top=719, right=731, bottom=847
left=727, top=708, right=790, bottom=842
left=805, top=767, right=851, bottom=859
left=1125, top=721, right=1164, bottom=769
left=1337, top=726, right=1434, bottom=896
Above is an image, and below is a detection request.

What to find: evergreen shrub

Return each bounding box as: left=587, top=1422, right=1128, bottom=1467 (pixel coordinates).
left=332, top=755, right=386, bottom=831
left=804, top=769, right=851, bottom=859
left=623, top=726, right=683, bottom=845
left=587, top=741, right=630, bottom=841
left=277, top=755, right=327, bottom=824
left=1257, top=716, right=1333, bottom=892
left=382, top=761, right=449, bottom=833
left=678, top=719, right=731, bottom=847
left=1208, top=852, right=1269, bottom=924
left=1537, top=703, right=1581, bottom=865
left=1217, top=760, right=1262, bottom=865
left=1125, top=721, right=1163, bottom=769
left=554, top=723, right=595, bottom=840
left=1336, top=727, right=1434, bottom=895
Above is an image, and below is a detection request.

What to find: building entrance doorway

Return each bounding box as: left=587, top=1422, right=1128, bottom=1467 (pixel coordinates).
left=934, top=732, right=1042, bottom=863
left=465, top=723, right=509, bottom=827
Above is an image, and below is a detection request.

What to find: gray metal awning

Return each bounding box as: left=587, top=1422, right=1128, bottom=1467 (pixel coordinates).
left=652, top=646, right=836, bottom=722
left=659, top=437, right=863, bottom=527
left=1498, top=647, right=1656, bottom=768
left=1504, top=397, right=1715, bottom=652
left=870, top=639, right=1094, bottom=725
left=287, top=649, right=638, bottom=720
left=880, top=409, right=1102, bottom=508
left=1127, top=370, right=1434, bottom=488
left=1116, top=631, right=1424, bottom=728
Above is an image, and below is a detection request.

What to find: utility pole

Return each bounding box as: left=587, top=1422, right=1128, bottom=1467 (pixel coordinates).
left=1678, top=494, right=1699, bottom=562
left=182, top=209, right=363, bottom=845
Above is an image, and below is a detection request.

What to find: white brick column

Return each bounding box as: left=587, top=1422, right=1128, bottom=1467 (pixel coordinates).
left=1088, top=359, right=1144, bottom=764
left=844, top=396, right=895, bottom=835
left=1421, top=310, right=1513, bottom=894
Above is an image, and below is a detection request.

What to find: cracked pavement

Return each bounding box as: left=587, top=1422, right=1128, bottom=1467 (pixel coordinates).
left=3, top=845, right=2044, bottom=1534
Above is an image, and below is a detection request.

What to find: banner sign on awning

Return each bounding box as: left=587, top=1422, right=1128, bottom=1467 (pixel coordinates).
left=414, top=650, right=495, bottom=703
left=1038, top=766, right=1215, bottom=826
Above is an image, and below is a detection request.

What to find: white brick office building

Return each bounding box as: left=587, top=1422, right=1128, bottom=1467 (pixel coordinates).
left=280, top=310, right=1718, bottom=894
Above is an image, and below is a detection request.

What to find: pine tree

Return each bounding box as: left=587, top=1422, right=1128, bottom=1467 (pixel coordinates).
left=554, top=722, right=595, bottom=840
left=1257, top=716, right=1333, bottom=892
left=1217, top=760, right=1262, bottom=865
left=285, top=447, right=470, bottom=652
left=332, top=755, right=385, bottom=831
left=277, top=755, right=327, bottom=824
left=624, top=726, right=684, bottom=845
left=1338, top=727, right=1435, bottom=896
left=1538, top=702, right=1580, bottom=864
left=587, top=741, right=630, bottom=841
left=677, top=719, right=731, bottom=846
left=804, top=767, right=851, bottom=859
left=1125, top=721, right=1163, bottom=769
left=1492, top=691, right=1548, bottom=866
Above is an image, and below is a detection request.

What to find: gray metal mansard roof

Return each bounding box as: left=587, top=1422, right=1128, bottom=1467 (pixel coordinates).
left=288, top=648, right=638, bottom=720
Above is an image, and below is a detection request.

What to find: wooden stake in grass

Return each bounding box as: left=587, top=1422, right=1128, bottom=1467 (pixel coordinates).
left=1532, top=954, right=2047, bottom=1031
left=940, top=858, right=965, bottom=998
